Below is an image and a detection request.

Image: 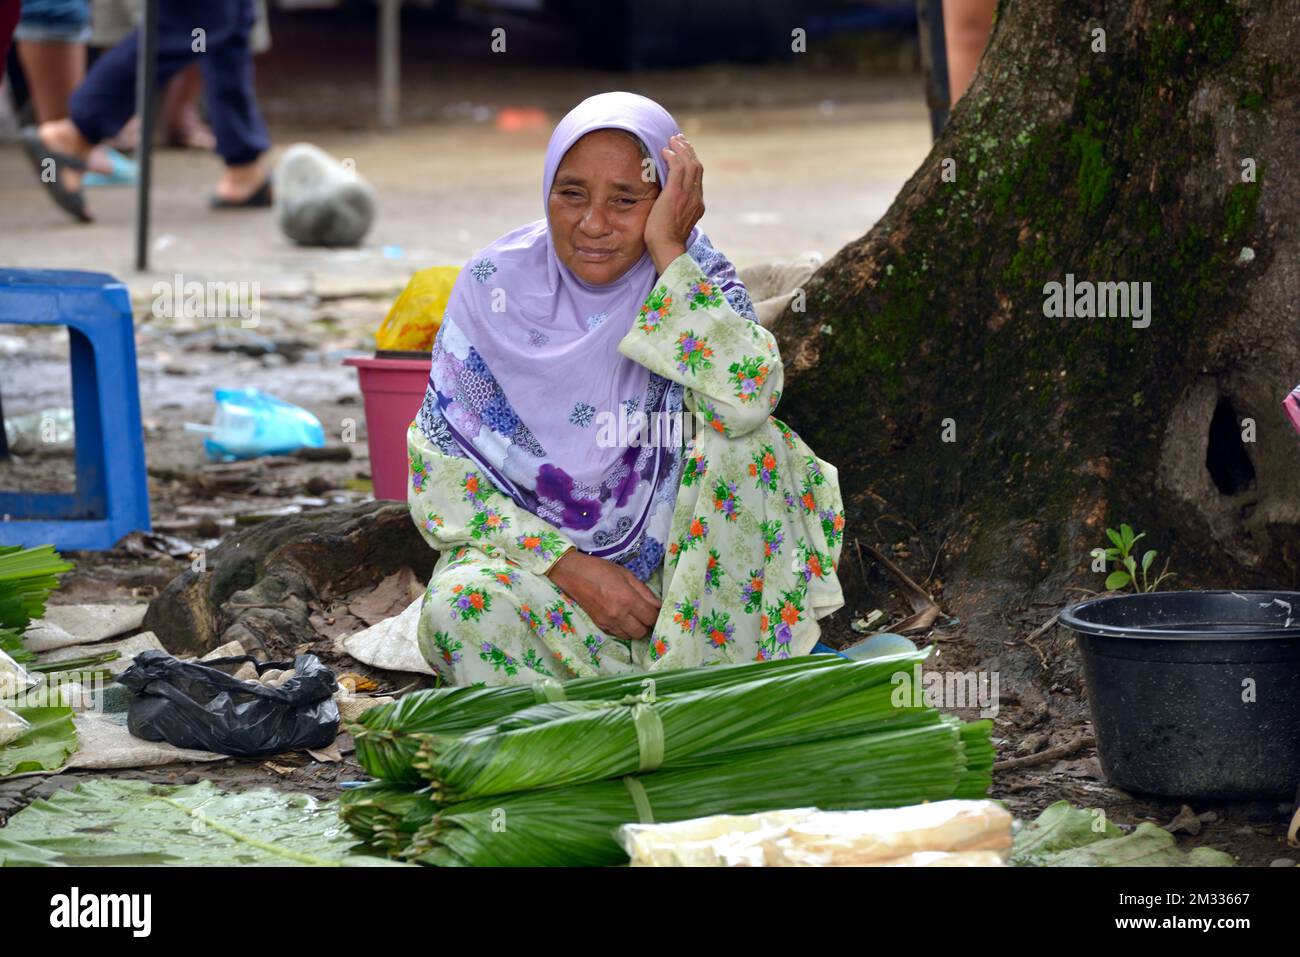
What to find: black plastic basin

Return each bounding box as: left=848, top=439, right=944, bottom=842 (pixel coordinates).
left=1060, top=590, right=1300, bottom=800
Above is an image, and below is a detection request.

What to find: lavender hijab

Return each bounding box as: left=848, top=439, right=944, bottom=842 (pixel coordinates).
left=421, top=93, right=714, bottom=571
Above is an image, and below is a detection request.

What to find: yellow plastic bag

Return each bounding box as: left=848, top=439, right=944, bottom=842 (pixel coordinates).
left=375, top=266, right=459, bottom=352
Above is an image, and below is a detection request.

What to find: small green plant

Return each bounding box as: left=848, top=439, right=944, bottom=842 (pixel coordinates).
left=1097, top=524, right=1174, bottom=592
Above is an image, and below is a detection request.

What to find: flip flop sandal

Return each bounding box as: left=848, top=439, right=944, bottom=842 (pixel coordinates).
left=84, top=147, right=139, bottom=188
left=20, top=126, right=93, bottom=223
left=210, top=178, right=273, bottom=209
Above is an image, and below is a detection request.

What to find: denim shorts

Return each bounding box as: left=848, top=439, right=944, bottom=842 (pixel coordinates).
left=15, top=0, right=92, bottom=43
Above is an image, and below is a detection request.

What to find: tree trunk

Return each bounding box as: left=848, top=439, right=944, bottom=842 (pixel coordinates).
left=774, top=0, right=1300, bottom=656
left=144, top=501, right=436, bottom=657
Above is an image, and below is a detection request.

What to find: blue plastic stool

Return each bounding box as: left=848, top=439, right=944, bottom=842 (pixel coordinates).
left=0, top=269, right=151, bottom=550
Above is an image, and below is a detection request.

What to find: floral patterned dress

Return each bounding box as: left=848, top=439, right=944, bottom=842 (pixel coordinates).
left=406, top=250, right=846, bottom=685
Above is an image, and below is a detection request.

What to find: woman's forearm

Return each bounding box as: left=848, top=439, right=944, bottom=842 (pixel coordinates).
left=407, top=422, right=577, bottom=575
left=618, top=251, right=784, bottom=438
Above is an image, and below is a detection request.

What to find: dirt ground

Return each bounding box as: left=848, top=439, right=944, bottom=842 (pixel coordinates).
left=4, top=369, right=1293, bottom=867
left=1, top=11, right=1295, bottom=865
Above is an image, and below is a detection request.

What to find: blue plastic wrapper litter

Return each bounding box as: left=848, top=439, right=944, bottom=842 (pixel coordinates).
left=188, top=388, right=325, bottom=462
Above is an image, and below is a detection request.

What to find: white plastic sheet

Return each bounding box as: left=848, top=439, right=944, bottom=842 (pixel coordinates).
left=619, top=800, right=1014, bottom=867
left=338, top=598, right=431, bottom=675
left=0, top=647, right=37, bottom=698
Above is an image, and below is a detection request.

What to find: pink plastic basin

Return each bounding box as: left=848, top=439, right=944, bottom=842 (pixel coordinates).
left=343, top=355, right=431, bottom=501
left=1285, top=387, right=1300, bottom=439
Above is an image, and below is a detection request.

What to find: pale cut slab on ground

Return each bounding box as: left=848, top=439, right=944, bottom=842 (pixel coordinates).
left=24, top=603, right=148, bottom=652
left=3, top=710, right=225, bottom=780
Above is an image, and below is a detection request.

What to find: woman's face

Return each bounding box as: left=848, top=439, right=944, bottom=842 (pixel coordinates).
left=548, top=129, right=660, bottom=285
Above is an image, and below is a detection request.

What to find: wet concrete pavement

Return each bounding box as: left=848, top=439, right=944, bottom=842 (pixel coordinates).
left=0, top=79, right=931, bottom=302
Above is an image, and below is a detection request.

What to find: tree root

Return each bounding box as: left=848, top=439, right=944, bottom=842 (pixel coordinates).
left=994, top=733, right=1096, bottom=772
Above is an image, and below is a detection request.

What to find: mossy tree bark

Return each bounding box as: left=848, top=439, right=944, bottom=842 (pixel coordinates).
left=775, top=0, right=1300, bottom=643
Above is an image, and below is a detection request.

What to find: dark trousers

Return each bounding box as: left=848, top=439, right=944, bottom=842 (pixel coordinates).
left=69, top=0, right=269, bottom=167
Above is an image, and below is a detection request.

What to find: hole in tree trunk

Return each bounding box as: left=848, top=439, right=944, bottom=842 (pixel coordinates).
left=1206, top=397, right=1256, bottom=495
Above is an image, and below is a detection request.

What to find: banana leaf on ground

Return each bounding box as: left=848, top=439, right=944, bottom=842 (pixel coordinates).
left=0, top=706, right=76, bottom=776
left=0, top=778, right=404, bottom=866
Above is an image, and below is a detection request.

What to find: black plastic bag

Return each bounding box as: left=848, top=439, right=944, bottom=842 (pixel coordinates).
left=118, top=650, right=340, bottom=757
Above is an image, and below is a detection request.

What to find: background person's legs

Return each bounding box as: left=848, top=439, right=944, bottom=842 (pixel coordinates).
left=193, top=0, right=271, bottom=198
left=37, top=19, right=199, bottom=204
left=36, top=0, right=270, bottom=210
left=14, top=0, right=91, bottom=122
left=89, top=1, right=214, bottom=152
left=15, top=40, right=83, bottom=122
left=942, top=0, right=996, bottom=104
left=68, top=7, right=209, bottom=149
left=161, top=63, right=213, bottom=149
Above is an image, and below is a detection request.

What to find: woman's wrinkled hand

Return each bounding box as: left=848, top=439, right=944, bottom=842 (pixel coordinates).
left=643, top=132, right=705, bottom=274
left=545, top=549, right=662, bottom=641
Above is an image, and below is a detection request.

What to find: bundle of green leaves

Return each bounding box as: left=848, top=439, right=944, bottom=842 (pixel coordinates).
left=0, top=546, right=77, bottom=776
left=352, top=654, right=843, bottom=784
left=0, top=544, right=74, bottom=664
left=336, top=782, right=439, bottom=855
left=410, top=657, right=934, bottom=802
left=338, top=650, right=995, bottom=866
left=402, top=716, right=992, bottom=867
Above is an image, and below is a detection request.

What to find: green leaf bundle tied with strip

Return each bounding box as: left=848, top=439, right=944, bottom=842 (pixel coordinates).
left=351, top=653, right=842, bottom=785
left=338, top=650, right=994, bottom=866
left=407, top=655, right=934, bottom=802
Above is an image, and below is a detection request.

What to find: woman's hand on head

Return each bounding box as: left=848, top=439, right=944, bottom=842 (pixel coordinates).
left=643, top=133, right=705, bottom=274
left=545, top=549, right=662, bottom=641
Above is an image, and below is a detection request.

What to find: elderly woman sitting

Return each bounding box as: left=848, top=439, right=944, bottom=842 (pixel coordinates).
left=407, top=92, right=846, bottom=685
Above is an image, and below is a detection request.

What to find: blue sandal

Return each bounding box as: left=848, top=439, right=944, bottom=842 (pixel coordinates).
left=84, top=147, right=139, bottom=188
